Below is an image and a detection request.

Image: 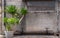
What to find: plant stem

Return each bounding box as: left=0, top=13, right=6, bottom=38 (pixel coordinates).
left=19, top=15, right=24, bottom=23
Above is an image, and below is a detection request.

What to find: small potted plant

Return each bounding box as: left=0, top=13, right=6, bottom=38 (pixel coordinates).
left=4, top=5, right=27, bottom=38
left=4, top=5, right=18, bottom=38
left=5, top=5, right=27, bottom=23
left=4, top=17, right=19, bottom=38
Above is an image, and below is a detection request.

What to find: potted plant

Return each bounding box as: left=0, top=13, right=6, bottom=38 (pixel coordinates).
left=4, top=17, right=19, bottom=38
left=5, top=5, right=27, bottom=22
left=4, top=5, right=17, bottom=38
left=4, top=5, right=27, bottom=38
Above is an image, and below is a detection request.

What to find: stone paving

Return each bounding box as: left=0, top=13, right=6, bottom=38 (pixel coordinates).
left=13, top=35, right=58, bottom=38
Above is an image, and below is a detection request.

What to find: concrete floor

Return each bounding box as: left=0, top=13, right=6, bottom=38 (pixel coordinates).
left=13, top=35, right=59, bottom=38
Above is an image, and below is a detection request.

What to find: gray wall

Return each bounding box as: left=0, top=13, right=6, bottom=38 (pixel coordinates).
left=6, top=0, right=24, bottom=8
left=25, top=1, right=58, bottom=33
left=25, top=12, right=57, bottom=33
left=5, top=0, right=60, bottom=33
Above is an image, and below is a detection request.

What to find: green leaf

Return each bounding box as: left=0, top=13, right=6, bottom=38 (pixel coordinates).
left=20, top=8, right=27, bottom=15
left=7, top=18, right=19, bottom=24
left=5, top=5, right=17, bottom=15
left=4, top=17, right=8, bottom=24
left=6, top=25, right=11, bottom=31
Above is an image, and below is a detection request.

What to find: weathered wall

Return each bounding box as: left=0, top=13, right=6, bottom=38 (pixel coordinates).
left=6, top=0, right=24, bottom=8
left=25, top=12, right=57, bottom=33
left=56, top=2, right=60, bottom=32
left=5, top=0, right=60, bottom=33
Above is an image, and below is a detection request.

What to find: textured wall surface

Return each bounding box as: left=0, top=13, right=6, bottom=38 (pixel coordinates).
left=24, top=1, right=58, bottom=33
left=6, top=0, right=23, bottom=7
left=5, top=0, right=60, bottom=33
left=25, top=12, right=57, bottom=33
left=1, top=0, right=60, bottom=38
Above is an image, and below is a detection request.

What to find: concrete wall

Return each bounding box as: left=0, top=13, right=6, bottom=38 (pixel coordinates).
left=25, top=12, right=57, bottom=33
left=25, top=1, right=57, bottom=33
left=57, top=2, right=60, bottom=32
left=5, top=0, right=60, bottom=33
left=6, top=0, right=24, bottom=8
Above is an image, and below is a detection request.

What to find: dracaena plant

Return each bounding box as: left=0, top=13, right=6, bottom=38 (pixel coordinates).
left=4, top=5, right=28, bottom=31
left=14, top=8, right=27, bottom=22
left=5, top=5, right=17, bottom=16
left=14, top=8, right=27, bottom=19
left=20, top=8, right=27, bottom=15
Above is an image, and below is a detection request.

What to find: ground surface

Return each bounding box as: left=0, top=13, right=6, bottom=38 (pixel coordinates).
left=13, top=35, right=58, bottom=38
